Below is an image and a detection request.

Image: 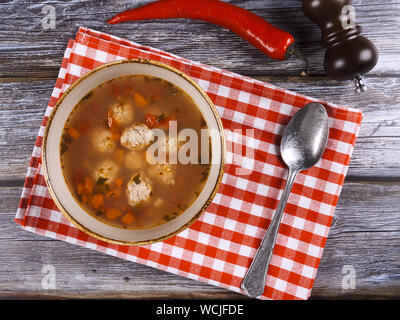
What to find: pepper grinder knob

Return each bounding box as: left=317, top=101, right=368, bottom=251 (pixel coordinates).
left=353, top=75, right=367, bottom=93
left=301, top=0, right=378, bottom=92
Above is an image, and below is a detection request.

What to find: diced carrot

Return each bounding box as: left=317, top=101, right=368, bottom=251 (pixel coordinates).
left=77, top=184, right=85, bottom=195
left=77, top=177, right=95, bottom=196
left=115, top=178, right=124, bottom=187
left=67, top=127, right=80, bottom=139
left=91, top=194, right=104, bottom=209
left=121, top=212, right=135, bottom=225
left=83, top=177, right=94, bottom=194
left=81, top=195, right=88, bottom=204
left=134, top=92, right=148, bottom=107
left=105, top=208, right=123, bottom=220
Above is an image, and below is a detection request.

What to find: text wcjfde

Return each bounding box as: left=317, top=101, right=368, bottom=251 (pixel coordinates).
left=155, top=303, right=245, bottom=317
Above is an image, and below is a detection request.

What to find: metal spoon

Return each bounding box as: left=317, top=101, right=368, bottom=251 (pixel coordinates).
left=241, top=102, right=329, bottom=298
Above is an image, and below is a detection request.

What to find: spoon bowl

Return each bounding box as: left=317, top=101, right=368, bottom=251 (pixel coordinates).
left=281, top=102, right=329, bottom=171
left=241, top=102, right=329, bottom=298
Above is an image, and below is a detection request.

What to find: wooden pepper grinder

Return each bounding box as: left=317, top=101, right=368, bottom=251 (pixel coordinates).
left=300, top=0, right=379, bottom=92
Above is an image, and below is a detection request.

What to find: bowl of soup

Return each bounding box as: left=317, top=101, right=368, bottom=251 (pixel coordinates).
left=43, top=59, right=225, bottom=245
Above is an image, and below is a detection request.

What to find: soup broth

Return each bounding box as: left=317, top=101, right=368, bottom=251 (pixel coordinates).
left=60, top=75, right=210, bottom=229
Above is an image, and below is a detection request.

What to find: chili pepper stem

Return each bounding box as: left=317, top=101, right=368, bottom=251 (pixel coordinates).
left=286, top=45, right=309, bottom=77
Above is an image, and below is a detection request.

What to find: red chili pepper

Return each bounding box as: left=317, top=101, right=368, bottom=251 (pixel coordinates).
left=107, top=0, right=308, bottom=71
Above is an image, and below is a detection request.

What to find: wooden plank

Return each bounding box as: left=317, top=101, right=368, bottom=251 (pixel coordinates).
left=1, top=0, right=399, bottom=300
left=0, top=0, right=399, bottom=79
left=1, top=77, right=400, bottom=181
left=1, top=181, right=399, bottom=299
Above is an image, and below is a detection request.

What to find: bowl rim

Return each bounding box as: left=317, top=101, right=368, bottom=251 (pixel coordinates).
left=42, top=59, right=226, bottom=246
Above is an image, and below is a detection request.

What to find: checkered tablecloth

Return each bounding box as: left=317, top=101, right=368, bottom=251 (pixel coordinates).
left=15, top=27, right=363, bottom=300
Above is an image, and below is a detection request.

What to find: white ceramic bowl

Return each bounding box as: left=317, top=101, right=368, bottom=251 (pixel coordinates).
left=43, top=59, right=225, bottom=245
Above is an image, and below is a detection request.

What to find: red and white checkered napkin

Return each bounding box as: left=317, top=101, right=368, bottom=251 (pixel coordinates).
left=15, top=27, right=363, bottom=300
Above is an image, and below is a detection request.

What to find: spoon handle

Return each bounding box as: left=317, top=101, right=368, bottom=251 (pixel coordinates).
left=241, top=168, right=299, bottom=297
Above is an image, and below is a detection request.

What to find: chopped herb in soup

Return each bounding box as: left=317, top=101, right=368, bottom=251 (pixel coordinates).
left=60, top=75, right=211, bottom=229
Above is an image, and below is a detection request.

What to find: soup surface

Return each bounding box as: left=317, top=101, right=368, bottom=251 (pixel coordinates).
left=60, top=75, right=210, bottom=229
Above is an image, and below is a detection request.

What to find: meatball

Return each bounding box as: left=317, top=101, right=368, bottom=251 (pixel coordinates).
left=127, top=173, right=152, bottom=207
left=148, top=163, right=175, bottom=186
left=92, top=129, right=115, bottom=152
left=120, top=123, right=154, bottom=150
left=108, top=101, right=134, bottom=126
left=93, top=159, right=118, bottom=182
left=124, top=150, right=144, bottom=171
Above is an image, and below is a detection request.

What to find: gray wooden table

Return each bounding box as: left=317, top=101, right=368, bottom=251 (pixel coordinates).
left=0, top=0, right=399, bottom=299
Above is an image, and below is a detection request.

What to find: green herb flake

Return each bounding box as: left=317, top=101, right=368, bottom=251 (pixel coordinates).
left=157, top=113, right=165, bottom=122
left=96, top=177, right=108, bottom=185
left=133, top=174, right=141, bottom=185
left=200, top=166, right=210, bottom=182
left=60, top=142, right=68, bottom=155
left=94, top=183, right=110, bottom=194
left=107, top=191, right=116, bottom=198
left=163, top=215, right=172, bottom=221
left=62, top=133, right=72, bottom=144
left=82, top=91, right=93, bottom=101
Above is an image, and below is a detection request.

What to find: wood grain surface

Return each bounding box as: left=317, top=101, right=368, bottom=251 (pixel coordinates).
left=0, top=0, right=399, bottom=299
